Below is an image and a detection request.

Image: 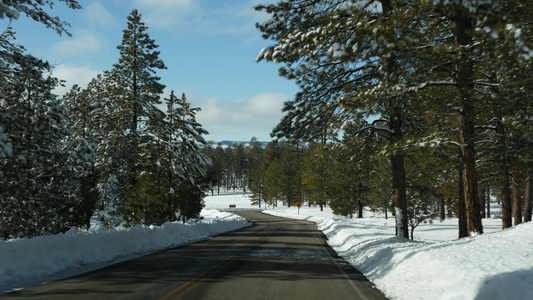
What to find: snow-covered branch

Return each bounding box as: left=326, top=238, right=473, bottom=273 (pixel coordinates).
left=418, top=79, right=499, bottom=90
left=418, top=81, right=457, bottom=89
left=471, top=80, right=499, bottom=87
left=356, top=124, right=394, bottom=139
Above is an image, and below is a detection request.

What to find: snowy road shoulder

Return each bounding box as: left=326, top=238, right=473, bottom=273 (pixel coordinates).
left=263, top=209, right=533, bottom=300
left=0, top=209, right=251, bottom=294
left=3, top=191, right=532, bottom=300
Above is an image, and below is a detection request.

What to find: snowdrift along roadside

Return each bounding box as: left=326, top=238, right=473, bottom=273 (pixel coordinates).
left=264, top=209, right=533, bottom=300
left=0, top=209, right=251, bottom=291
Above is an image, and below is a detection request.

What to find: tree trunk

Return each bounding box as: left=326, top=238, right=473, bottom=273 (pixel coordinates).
left=384, top=200, right=388, bottom=220
left=458, top=106, right=483, bottom=235
left=440, top=198, right=446, bottom=221
left=390, top=154, right=408, bottom=238
left=320, top=190, right=324, bottom=212
left=458, top=162, right=468, bottom=238
left=486, top=186, right=491, bottom=218
left=480, top=185, right=486, bottom=219
left=358, top=201, right=363, bottom=218
left=512, top=161, right=522, bottom=225
left=496, top=118, right=512, bottom=229
left=378, top=0, right=407, bottom=238
left=390, top=112, right=408, bottom=238
left=524, top=174, right=532, bottom=222
left=454, top=7, right=482, bottom=235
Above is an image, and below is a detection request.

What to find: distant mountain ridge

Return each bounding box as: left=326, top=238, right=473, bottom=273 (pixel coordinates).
left=209, top=140, right=270, bottom=148
left=204, top=140, right=309, bottom=149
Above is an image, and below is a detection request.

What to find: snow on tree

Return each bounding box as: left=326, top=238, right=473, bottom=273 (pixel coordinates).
left=121, top=91, right=210, bottom=225
left=0, top=47, right=89, bottom=238
left=256, top=0, right=533, bottom=237
left=168, top=92, right=210, bottom=222
left=0, top=0, right=88, bottom=238
left=302, top=143, right=332, bottom=212
left=410, top=0, right=533, bottom=234
left=62, top=84, right=100, bottom=229
left=94, top=9, right=167, bottom=225
left=247, top=137, right=266, bottom=205
left=255, top=0, right=421, bottom=238
left=0, top=0, right=81, bottom=36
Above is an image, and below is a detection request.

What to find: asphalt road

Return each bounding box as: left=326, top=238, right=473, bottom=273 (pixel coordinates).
left=0, top=211, right=387, bottom=300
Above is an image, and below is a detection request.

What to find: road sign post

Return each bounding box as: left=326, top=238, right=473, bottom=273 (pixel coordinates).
left=295, top=201, right=302, bottom=214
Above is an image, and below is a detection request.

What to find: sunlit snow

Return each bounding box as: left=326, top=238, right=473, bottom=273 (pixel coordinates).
left=1, top=192, right=532, bottom=300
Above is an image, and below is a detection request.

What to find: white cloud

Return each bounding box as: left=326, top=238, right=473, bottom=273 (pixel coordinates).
left=134, top=0, right=193, bottom=9
left=83, top=2, right=118, bottom=28
left=132, top=0, right=200, bottom=29
left=52, top=30, right=103, bottom=55
left=52, top=65, right=100, bottom=97
left=131, top=0, right=268, bottom=38
left=156, top=89, right=287, bottom=141
left=193, top=93, right=288, bottom=141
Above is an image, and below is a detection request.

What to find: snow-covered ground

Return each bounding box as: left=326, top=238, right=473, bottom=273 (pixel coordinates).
left=206, top=193, right=533, bottom=300
left=1, top=192, right=532, bottom=300
left=0, top=207, right=251, bottom=294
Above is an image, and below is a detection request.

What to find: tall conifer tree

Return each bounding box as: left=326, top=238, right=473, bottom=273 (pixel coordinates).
left=112, top=8, right=166, bottom=180
left=96, top=9, right=166, bottom=223
left=0, top=0, right=87, bottom=238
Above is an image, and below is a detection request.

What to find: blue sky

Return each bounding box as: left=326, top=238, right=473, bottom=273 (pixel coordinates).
left=6, top=0, right=298, bottom=142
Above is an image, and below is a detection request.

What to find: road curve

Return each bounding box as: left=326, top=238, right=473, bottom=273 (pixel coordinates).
left=0, top=211, right=387, bottom=300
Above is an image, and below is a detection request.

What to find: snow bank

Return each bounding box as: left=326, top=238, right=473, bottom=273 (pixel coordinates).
left=0, top=209, right=250, bottom=292
left=320, top=217, right=533, bottom=300
left=2, top=192, right=531, bottom=300
left=265, top=208, right=533, bottom=300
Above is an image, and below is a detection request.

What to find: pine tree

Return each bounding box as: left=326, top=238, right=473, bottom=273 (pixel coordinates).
left=113, top=8, right=166, bottom=174
left=302, top=143, right=332, bottom=211
left=1, top=1, right=81, bottom=168
left=159, top=91, right=185, bottom=222
left=413, top=0, right=533, bottom=234
left=97, top=9, right=166, bottom=224
left=0, top=0, right=86, bottom=238
left=170, top=92, right=210, bottom=222
left=261, top=141, right=283, bottom=206
left=234, top=143, right=248, bottom=192
left=212, top=144, right=226, bottom=194
left=62, top=84, right=100, bottom=229
left=257, top=0, right=533, bottom=237
left=278, top=142, right=304, bottom=207
left=200, top=142, right=220, bottom=195
left=118, top=90, right=210, bottom=225
left=339, top=126, right=376, bottom=218
left=367, top=154, right=393, bottom=220
left=247, top=137, right=266, bottom=206
left=75, top=73, right=130, bottom=224
left=256, top=0, right=422, bottom=237
left=0, top=47, right=85, bottom=237
left=1, top=0, right=81, bottom=36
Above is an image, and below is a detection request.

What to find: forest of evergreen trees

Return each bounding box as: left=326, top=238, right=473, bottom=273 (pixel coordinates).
left=252, top=0, right=533, bottom=238
left=1, top=2, right=209, bottom=239
left=202, top=127, right=531, bottom=240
